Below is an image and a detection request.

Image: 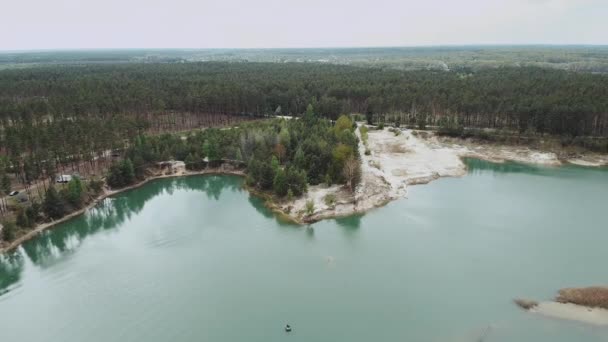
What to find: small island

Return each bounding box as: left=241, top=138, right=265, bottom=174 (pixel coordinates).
left=516, top=287, right=608, bottom=326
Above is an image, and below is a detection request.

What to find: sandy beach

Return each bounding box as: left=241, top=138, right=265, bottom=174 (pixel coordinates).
left=531, top=302, right=608, bottom=326
left=279, top=123, right=608, bottom=223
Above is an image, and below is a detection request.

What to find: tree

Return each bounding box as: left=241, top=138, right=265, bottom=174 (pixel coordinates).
left=270, top=155, right=280, bottom=172
left=286, top=167, right=308, bottom=196
left=26, top=202, right=41, bottom=224
left=366, top=110, right=374, bottom=125
left=1, top=173, right=10, bottom=194
left=16, top=209, right=30, bottom=228
left=273, top=144, right=286, bottom=163
left=121, top=159, right=135, bottom=185
left=44, top=186, right=65, bottom=220
left=293, top=147, right=306, bottom=170
left=185, top=153, right=197, bottom=170
left=203, top=138, right=219, bottom=162
left=107, top=159, right=136, bottom=188
left=259, top=161, right=275, bottom=190
left=306, top=104, right=315, bottom=116
left=342, top=157, right=362, bottom=192
left=106, top=163, right=124, bottom=188
left=273, top=168, right=288, bottom=197
left=66, top=177, right=84, bottom=207
left=334, top=115, right=353, bottom=136
left=1, top=221, right=16, bottom=242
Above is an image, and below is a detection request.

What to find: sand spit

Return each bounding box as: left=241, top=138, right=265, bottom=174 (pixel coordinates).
left=516, top=287, right=608, bottom=326
left=531, top=302, right=608, bottom=326
left=282, top=125, right=467, bottom=223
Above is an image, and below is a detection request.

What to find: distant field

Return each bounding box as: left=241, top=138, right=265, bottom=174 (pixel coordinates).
left=1, top=46, right=608, bottom=72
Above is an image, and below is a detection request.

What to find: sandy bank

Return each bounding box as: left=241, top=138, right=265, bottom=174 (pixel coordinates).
left=426, top=133, right=608, bottom=167
left=531, top=302, right=608, bottom=326
left=516, top=287, right=608, bottom=326
left=275, top=125, right=607, bottom=223
left=278, top=124, right=467, bottom=223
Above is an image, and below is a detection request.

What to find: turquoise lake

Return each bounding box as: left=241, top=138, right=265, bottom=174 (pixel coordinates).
left=1, top=159, right=607, bottom=341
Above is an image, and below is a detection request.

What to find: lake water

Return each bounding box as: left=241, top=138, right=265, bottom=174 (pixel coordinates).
left=1, top=160, right=607, bottom=342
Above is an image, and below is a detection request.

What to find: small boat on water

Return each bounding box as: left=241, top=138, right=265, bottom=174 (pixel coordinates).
left=285, top=324, right=292, bottom=332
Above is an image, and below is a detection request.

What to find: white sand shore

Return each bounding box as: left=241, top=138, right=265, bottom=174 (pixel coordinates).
left=280, top=124, right=607, bottom=223
left=283, top=125, right=467, bottom=222
left=531, top=302, right=608, bottom=326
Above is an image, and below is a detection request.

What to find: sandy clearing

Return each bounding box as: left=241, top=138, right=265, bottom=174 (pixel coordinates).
left=284, top=124, right=468, bottom=223
left=281, top=125, right=606, bottom=224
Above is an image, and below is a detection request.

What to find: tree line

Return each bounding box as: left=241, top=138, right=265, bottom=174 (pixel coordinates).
left=108, top=107, right=361, bottom=197
left=2, top=107, right=361, bottom=243
left=0, top=62, right=606, bottom=138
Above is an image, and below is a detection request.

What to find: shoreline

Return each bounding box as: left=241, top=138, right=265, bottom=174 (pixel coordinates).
left=259, top=125, right=607, bottom=225
left=0, top=168, right=245, bottom=254
left=516, top=287, right=608, bottom=326
left=2, top=128, right=607, bottom=253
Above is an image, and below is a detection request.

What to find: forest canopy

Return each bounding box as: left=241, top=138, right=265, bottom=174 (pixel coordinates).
left=0, top=62, right=606, bottom=139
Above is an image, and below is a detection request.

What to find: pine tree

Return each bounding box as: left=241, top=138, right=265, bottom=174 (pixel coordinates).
left=44, top=186, right=65, bottom=220
left=121, top=159, right=135, bottom=185
left=1, top=173, right=10, bottom=194
left=67, top=177, right=84, bottom=207
left=1, top=221, right=16, bottom=242
left=16, top=209, right=29, bottom=228
left=273, top=169, right=288, bottom=197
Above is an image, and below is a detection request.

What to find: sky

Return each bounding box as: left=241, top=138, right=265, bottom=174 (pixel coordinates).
left=1, top=0, right=607, bottom=50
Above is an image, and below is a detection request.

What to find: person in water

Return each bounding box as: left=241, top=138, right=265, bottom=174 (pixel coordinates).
left=285, top=324, right=292, bottom=332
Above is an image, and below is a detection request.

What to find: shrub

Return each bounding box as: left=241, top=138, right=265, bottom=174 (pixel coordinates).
left=88, top=178, right=104, bottom=194
left=324, top=173, right=332, bottom=187
left=287, top=189, right=294, bottom=202
left=359, top=125, right=369, bottom=145
left=305, top=200, right=315, bottom=215
left=1, top=221, right=17, bottom=242
left=16, top=209, right=30, bottom=228
left=324, top=194, right=336, bottom=207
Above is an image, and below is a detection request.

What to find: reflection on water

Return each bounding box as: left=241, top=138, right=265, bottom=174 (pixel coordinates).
left=0, top=253, right=24, bottom=296
left=335, top=214, right=363, bottom=231
left=464, top=157, right=607, bottom=178
left=0, top=161, right=607, bottom=342
left=464, top=158, right=553, bottom=175
left=0, top=175, right=245, bottom=295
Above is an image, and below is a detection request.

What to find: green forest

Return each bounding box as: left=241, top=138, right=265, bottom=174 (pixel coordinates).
left=1, top=62, right=606, bottom=138
left=1, top=60, right=607, bottom=243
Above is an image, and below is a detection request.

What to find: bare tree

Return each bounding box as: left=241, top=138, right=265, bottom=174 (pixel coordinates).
left=342, top=157, right=361, bottom=192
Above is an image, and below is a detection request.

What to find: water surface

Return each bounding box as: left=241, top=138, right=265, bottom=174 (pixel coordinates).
left=1, top=161, right=607, bottom=341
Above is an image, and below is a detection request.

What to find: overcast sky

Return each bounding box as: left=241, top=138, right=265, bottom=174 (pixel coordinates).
left=1, top=0, right=606, bottom=50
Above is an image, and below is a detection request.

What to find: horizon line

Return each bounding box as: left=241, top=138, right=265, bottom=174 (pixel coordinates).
left=2, top=43, right=608, bottom=54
